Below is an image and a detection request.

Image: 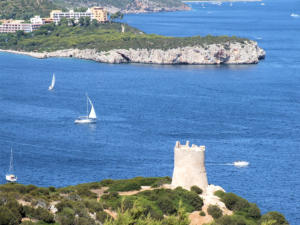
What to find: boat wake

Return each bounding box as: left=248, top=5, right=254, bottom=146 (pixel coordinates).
left=291, top=13, right=300, bottom=18
left=207, top=161, right=250, bottom=168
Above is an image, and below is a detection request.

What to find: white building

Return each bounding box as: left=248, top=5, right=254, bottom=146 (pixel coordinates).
left=50, top=9, right=93, bottom=24
left=30, top=16, right=44, bottom=25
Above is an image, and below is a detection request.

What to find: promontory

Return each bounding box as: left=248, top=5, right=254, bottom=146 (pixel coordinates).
left=0, top=23, right=265, bottom=65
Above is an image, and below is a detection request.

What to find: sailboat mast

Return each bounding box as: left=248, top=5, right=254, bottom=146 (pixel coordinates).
left=9, top=148, right=13, bottom=173
left=86, top=95, right=89, bottom=117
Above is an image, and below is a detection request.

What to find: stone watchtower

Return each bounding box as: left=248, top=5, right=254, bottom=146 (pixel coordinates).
left=171, top=141, right=208, bottom=191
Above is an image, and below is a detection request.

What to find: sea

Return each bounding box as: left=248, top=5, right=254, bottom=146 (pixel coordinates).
left=0, top=0, right=299, bottom=223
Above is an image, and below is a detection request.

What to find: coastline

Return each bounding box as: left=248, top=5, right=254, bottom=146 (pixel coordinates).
left=0, top=41, right=265, bottom=65
left=183, top=0, right=262, bottom=2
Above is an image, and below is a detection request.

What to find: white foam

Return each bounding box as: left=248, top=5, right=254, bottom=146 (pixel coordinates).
left=291, top=13, right=300, bottom=18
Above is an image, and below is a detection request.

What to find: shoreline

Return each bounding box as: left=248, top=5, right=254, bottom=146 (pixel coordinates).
left=183, top=0, right=262, bottom=2
left=0, top=42, right=265, bottom=65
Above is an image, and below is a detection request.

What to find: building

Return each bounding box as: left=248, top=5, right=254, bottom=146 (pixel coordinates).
left=50, top=7, right=108, bottom=24
left=0, top=19, right=42, bottom=33
left=171, top=141, right=208, bottom=191
left=90, top=7, right=108, bottom=22
left=50, top=9, right=93, bottom=24
left=30, top=16, right=43, bottom=25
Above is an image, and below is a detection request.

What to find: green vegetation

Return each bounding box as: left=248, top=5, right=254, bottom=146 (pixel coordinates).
left=0, top=0, right=58, bottom=20
left=212, top=190, right=289, bottom=225
left=0, top=177, right=288, bottom=225
left=190, top=185, right=203, bottom=194
left=207, top=205, right=223, bottom=219
left=0, top=22, right=248, bottom=52
left=0, top=0, right=187, bottom=20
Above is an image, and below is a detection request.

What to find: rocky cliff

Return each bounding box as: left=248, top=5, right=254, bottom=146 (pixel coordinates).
left=1, top=41, right=265, bottom=65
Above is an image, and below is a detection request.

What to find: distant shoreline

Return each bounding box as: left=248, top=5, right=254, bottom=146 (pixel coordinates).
left=183, top=0, right=262, bottom=2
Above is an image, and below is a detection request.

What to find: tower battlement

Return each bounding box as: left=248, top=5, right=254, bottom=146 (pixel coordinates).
left=175, top=141, right=206, bottom=152
left=172, top=141, right=208, bottom=191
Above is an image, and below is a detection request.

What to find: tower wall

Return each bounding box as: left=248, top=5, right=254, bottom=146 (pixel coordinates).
left=171, top=141, right=208, bottom=191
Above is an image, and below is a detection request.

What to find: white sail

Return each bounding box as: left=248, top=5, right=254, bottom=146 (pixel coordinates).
left=88, top=97, right=97, bottom=119
left=48, top=74, right=55, bottom=90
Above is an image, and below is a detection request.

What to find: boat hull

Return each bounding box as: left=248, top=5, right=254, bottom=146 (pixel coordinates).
left=6, top=174, right=17, bottom=182
left=74, top=117, right=96, bottom=124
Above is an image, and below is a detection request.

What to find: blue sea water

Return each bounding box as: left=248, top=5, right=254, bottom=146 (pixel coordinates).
left=0, top=0, right=299, bottom=223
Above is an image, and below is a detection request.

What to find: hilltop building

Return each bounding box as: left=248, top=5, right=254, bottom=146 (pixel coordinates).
left=0, top=19, right=43, bottom=33
left=50, top=7, right=108, bottom=24
left=171, top=141, right=208, bottom=191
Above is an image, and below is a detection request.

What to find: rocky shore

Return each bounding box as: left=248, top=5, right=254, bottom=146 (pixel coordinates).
left=0, top=41, right=265, bottom=65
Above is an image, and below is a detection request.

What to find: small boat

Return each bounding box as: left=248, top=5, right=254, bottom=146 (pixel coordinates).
left=6, top=148, right=17, bottom=183
left=74, top=94, right=97, bottom=124
left=48, top=73, right=55, bottom=91
left=234, top=161, right=249, bottom=168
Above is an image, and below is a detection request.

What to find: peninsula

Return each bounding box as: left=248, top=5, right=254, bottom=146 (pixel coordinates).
left=0, top=22, right=265, bottom=65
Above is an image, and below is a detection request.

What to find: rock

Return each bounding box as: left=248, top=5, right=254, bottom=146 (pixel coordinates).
left=0, top=41, right=265, bottom=65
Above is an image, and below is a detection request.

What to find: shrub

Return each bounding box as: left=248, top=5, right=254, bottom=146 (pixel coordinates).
left=207, top=205, right=223, bottom=219
left=49, top=186, right=56, bottom=192
left=222, top=193, right=240, bottom=210
left=0, top=206, right=20, bottom=225
left=214, top=190, right=225, bottom=198
left=260, top=212, right=289, bottom=225
left=200, top=211, right=206, bottom=216
left=35, top=207, right=55, bottom=223
left=96, top=211, right=112, bottom=223
left=56, top=207, right=75, bottom=225
left=190, top=186, right=203, bottom=195
left=157, top=196, right=176, bottom=215
left=247, top=203, right=261, bottom=219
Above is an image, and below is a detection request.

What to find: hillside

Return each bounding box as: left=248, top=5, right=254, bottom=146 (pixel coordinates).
left=0, top=0, right=190, bottom=20
left=53, top=0, right=190, bottom=13
left=0, top=0, right=57, bottom=20
left=0, top=177, right=288, bottom=225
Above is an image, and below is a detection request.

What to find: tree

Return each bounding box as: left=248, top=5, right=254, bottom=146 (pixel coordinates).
left=84, top=17, right=90, bottom=27
left=207, top=205, right=223, bottom=219
left=110, top=11, right=124, bottom=21
left=91, top=19, right=99, bottom=27
left=79, top=17, right=85, bottom=26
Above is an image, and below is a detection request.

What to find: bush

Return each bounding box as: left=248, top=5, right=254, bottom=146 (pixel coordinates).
left=0, top=206, right=20, bottom=225
left=207, top=205, right=223, bottom=219
left=96, top=211, right=112, bottom=223
left=35, top=207, right=55, bottom=223
left=190, top=186, right=203, bottom=195
left=49, top=186, right=56, bottom=192
left=214, top=190, right=225, bottom=198
left=260, top=212, right=289, bottom=225
left=247, top=203, right=261, bottom=219
left=222, top=193, right=240, bottom=210
left=199, top=211, right=206, bottom=216
left=56, top=207, right=75, bottom=225
left=157, top=196, right=177, bottom=215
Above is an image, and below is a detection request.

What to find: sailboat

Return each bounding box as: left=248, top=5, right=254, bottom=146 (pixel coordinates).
left=48, top=73, right=55, bottom=90
left=74, top=94, right=97, bottom=124
left=6, top=148, right=17, bottom=183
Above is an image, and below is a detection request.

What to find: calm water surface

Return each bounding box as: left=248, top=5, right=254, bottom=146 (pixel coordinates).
left=0, top=0, right=299, bottom=223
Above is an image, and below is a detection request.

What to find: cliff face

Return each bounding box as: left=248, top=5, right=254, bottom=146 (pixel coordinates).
left=2, top=41, right=265, bottom=65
